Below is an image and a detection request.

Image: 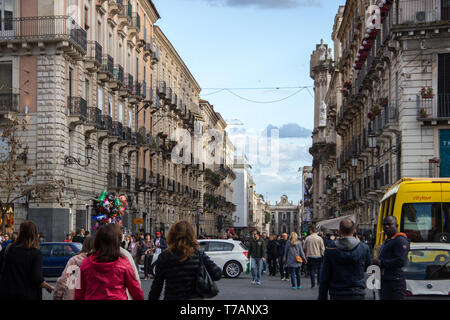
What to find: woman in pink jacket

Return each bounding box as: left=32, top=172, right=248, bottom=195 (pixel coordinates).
left=53, top=237, right=95, bottom=300
left=74, top=224, right=144, bottom=300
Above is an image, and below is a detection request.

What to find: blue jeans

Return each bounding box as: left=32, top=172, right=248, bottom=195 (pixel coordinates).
left=289, top=267, right=301, bottom=287
left=251, top=257, right=263, bottom=282
left=308, top=257, right=322, bottom=287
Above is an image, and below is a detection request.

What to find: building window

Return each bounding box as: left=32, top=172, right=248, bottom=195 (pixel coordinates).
left=0, top=62, right=12, bottom=94
left=109, top=96, right=113, bottom=117
left=85, top=78, right=90, bottom=103
left=128, top=109, right=132, bottom=128
left=97, top=87, right=103, bottom=111
left=119, top=103, right=123, bottom=122
left=84, top=6, right=89, bottom=30
left=97, top=21, right=101, bottom=42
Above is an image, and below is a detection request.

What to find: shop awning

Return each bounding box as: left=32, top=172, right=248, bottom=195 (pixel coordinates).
left=316, top=214, right=356, bottom=231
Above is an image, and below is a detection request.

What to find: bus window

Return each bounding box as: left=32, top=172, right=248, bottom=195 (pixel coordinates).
left=389, top=195, right=396, bottom=216
left=400, top=203, right=444, bottom=242
left=385, top=198, right=391, bottom=218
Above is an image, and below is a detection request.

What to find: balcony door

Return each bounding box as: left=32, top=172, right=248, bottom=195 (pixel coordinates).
left=438, top=53, right=450, bottom=117
left=440, top=130, right=450, bottom=177
left=0, top=0, right=13, bottom=37
left=442, top=0, right=450, bottom=20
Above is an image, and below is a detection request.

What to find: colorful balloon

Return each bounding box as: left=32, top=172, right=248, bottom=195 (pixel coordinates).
left=97, top=189, right=107, bottom=202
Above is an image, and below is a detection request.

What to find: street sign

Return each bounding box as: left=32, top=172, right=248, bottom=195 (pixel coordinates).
left=133, top=218, right=144, bottom=224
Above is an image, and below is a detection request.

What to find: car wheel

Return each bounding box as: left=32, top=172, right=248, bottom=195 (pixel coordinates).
left=224, top=261, right=242, bottom=278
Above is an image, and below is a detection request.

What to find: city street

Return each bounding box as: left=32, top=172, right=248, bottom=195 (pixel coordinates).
left=42, top=270, right=377, bottom=300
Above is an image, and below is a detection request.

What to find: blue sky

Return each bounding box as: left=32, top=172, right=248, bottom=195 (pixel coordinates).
left=152, top=0, right=345, bottom=203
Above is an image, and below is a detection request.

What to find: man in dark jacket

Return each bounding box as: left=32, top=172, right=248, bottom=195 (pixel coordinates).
left=318, top=219, right=371, bottom=300
left=278, top=232, right=290, bottom=280
left=248, top=231, right=266, bottom=285
left=372, top=216, right=410, bottom=300
left=267, top=235, right=280, bottom=276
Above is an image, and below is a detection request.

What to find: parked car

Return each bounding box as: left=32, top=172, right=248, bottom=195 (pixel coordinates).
left=403, top=242, right=450, bottom=298
left=148, top=239, right=248, bottom=278
left=40, top=242, right=82, bottom=277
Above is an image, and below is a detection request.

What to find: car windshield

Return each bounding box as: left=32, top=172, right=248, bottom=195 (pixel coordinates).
left=400, top=203, right=450, bottom=242
left=403, top=249, right=450, bottom=280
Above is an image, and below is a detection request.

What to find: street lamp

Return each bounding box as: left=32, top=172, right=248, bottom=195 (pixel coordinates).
left=368, top=133, right=377, bottom=148
left=123, top=162, right=130, bottom=175
left=352, top=156, right=358, bottom=167
left=64, top=144, right=94, bottom=167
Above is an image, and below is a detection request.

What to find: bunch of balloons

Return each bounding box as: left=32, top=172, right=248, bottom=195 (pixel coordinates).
left=91, top=189, right=128, bottom=230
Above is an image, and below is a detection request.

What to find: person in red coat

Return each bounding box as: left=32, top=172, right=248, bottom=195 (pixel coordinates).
left=75, top=224, right=144, bottom=300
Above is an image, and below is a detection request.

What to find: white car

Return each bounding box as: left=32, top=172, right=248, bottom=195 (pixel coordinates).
left=403, top=242, right=450, bottom=298
left=148, top=239, right=249, bottom=278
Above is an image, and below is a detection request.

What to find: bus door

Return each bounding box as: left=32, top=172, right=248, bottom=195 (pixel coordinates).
left=437, top=183, right=450, bottom=243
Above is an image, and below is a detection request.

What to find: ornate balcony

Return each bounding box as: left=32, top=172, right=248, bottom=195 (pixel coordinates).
left=117, top=1, right=132, bottom=29
left=0, top=16, right=87, bottom=58
left=98, top=55, right=114, bottom=81
left=151, top=45, right=160, bottom=66
left=87, top=107, right=102, bottom=127
left=101, top=114, right=113, bottom=133
left=67, top=96, right=88, bottom=120
left=114, top=64, right=124, bottom=86
left=112, top=121, right=123, bottom=138
left=85, top=41, right=102, bottom=71
left=108, top=0, right=123, bottom=17
left=128, top=13, right=141, bottom=40
left=417, top=94, right=450, bottom=125
left=157, top=81, right=167, bottom=99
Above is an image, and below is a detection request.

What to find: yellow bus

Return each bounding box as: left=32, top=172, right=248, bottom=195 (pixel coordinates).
left=375, top=178, right=450, bottom=255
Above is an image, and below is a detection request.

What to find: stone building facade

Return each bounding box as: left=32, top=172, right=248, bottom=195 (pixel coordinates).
left=268, top=195, right=301, bottom=236
left=0, top=0, right=236, bottom=240
left=309, top=0, right=450, bottom=238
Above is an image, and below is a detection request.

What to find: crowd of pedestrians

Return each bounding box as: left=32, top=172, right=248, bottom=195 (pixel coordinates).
left=0, top=215, right=410, bottom=300
left=0, top=219, right=222, bottom=301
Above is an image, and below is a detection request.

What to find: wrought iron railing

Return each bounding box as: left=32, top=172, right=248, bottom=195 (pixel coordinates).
left=130, top=13, right=140, bottom=31
left=67, top=96, right=88, bottom=118
left=0, top=93, right=19, bottom=113
left=417, top=93, right=450, bottom=119
left=87, top=40, right=102, bottom=65
left=126, top=74, right=134, bottom=92
left=88, top=107, right=102, bottom=126
left=101, top=114, right=113, bottom=132
left=101, top=55, right=114, bottom=75
left=0, top=16, right=87, bottom=53
left=114, top=64, right=124, bottom=84
left=157, top=81, right=166, bottom=97
left=113, top=121, right=123, bottom=138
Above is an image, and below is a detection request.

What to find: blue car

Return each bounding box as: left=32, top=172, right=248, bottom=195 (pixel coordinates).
left=40, top=242, right=82, bottom=277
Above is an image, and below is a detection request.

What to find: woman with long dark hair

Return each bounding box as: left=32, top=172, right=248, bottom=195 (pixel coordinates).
left=148, top=220, right=222, bottom=300
left=74, top=223, right=144, bottom=300
left=0, top=221, right=54, bottom=300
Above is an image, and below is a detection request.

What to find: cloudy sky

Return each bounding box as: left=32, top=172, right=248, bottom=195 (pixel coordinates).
left=152, top=0, right=344, bottom=203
